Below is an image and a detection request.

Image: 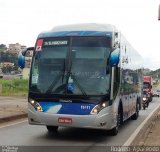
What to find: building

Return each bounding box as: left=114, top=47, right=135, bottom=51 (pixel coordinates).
left=8, top=43, right=27, bottom=55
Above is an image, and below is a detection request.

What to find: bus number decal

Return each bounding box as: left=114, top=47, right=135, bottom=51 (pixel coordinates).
left=81, top=105, right=91, bottom=110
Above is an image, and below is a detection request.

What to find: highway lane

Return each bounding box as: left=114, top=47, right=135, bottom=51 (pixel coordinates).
left=0, top=97, right=160, bottom=150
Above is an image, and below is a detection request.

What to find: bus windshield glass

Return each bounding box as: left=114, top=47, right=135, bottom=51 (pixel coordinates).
left=30, top=36, right=111, bottom=95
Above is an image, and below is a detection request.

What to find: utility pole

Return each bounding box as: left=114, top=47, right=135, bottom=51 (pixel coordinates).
left=158, top=4, right=160, bottom=20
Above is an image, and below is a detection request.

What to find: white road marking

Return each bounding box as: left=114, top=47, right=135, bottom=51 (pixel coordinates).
left=0, top=120, right=27, bottom=129
left=123, top=103, right=160, bottom=146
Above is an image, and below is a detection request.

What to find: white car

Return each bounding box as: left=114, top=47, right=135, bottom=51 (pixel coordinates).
left=153, top=91, right=160, bottom=97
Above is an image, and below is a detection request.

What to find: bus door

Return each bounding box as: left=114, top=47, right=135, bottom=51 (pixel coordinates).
left=126, top=71, right=134, bottom=118
left=121, top=70, right=130, bottom=120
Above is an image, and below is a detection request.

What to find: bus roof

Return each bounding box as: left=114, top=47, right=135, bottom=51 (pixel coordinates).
left=38, top=23, right=117, bottom=38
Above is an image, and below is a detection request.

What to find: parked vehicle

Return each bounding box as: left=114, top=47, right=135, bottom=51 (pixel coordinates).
left=152, top=91, right=160, bottom=97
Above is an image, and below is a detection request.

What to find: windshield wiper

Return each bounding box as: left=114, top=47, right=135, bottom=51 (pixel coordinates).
left=68, top=71, right=88, bottom=97
left=45, top=74, right=62, bottom=94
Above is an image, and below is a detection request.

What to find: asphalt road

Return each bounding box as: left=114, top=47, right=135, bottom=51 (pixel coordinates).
left=0, top=97, right=160, bottom=152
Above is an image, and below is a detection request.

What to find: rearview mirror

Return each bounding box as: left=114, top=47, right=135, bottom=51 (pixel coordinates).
left=18, top=47, right=34, bottom=69
left=109, top=48, right=120, bottom=66
left=22, top=47, right=34, bottom=56
left=18, top=51, right=25, bottom=69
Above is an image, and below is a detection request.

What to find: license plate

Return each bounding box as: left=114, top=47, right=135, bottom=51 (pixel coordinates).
left=58, top=117, right=72, bottom=124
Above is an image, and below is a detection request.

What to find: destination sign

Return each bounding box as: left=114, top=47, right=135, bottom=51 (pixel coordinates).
left=44, top=41, right=68, bottom=46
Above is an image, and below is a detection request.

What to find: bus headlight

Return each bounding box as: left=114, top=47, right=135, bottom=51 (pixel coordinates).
left=29, top=99, right=43, bottom=112
left=31, top=100, right=35, bottom=104
left=90, top=102, right=109, bottom=115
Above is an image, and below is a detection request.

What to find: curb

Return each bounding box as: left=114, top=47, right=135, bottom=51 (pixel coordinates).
left=0, top=113, right=27, bottom=123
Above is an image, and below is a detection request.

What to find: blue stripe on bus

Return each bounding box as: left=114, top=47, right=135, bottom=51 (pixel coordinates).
left=39, top=101, right=95, bottom=115
left=38, top=31, right=112, bottom=38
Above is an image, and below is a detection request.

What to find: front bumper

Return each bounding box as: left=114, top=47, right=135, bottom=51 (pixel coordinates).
left=28, top=103, right=116, bottom=130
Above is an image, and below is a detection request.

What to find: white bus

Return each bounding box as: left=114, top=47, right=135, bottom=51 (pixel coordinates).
left=18, top=23, right=143, bottom=135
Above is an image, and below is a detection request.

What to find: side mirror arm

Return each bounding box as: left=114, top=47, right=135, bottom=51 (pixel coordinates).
left=18, top=47, right=34, bottom=69
left=22, top=47, right=34, bottom=56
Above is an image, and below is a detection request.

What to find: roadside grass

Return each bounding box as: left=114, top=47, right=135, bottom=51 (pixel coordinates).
left=0, top=79, right=28, bottom=96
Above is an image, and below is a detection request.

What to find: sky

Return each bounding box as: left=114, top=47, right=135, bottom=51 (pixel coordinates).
left=0, top=0, right=160, bottom=70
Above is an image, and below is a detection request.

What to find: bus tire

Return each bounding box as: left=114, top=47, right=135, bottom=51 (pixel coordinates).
left=110, top=126, right=118, bottom=136
left=46, top=126, right=58, bottom=133
left=110, top=105, right=122, bottom=136
left=131, top=102, right=139, bottom=120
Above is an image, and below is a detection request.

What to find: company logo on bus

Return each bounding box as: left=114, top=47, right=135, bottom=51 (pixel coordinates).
left=59, top=99, right=72, bottom=103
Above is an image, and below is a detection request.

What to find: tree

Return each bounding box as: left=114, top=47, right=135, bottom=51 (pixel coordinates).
left=0, top=44, right=7, bottom=52
left=0, top=52, right=19, bottom=74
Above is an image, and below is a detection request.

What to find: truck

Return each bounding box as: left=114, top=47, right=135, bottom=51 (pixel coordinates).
left=143, top=76, right=153, bottom=102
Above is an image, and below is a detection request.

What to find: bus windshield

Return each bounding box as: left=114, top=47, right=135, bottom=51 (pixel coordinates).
left=30, top=36, right=111, bottom=95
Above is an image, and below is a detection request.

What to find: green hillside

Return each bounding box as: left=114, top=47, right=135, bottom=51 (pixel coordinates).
left=143, top=68, right=160, bottom=85
left=145, top=69, right=160, bottom=79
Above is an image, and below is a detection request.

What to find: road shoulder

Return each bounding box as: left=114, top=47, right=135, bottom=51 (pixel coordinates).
left=131, top=106, right=160, bottom=146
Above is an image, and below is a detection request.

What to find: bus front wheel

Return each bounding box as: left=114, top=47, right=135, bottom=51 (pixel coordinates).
left=46, top=126, right=58, bottom=133
left=110, top=106, right=122, bottom=136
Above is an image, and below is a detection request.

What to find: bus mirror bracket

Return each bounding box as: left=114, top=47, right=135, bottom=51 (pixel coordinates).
left=18, top=47, right=34, bottom=69
left=109, top=48, right=120, bottom=66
